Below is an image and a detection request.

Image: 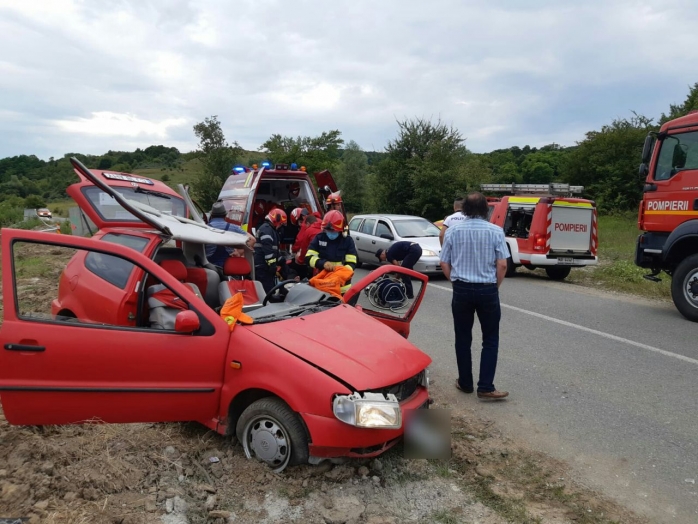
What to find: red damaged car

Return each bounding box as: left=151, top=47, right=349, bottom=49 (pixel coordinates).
left=0, top=158, right=431, bottom=472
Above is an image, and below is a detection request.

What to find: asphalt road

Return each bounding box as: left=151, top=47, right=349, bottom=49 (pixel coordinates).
left=356, top=267, right=698, bottom=524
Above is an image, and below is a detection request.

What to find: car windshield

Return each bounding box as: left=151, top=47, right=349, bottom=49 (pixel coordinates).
left=655, top=130, right=698, bottom=181
left=393, top=218, right=441, bottom=238
left=247, top=283, right=344, bottom=324
left=83, top=186, right=186, bottom=221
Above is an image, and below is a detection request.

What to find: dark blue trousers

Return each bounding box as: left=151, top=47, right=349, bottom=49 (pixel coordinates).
left=451, top=281, right=501, bottom=393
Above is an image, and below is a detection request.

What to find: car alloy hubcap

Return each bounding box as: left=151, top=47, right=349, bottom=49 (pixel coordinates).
left=242, top=416, right=290, bottom=472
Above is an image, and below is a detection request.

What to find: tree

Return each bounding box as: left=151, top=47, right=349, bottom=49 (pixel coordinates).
left=335, top=141, right=368, bottom=213
left=373, top=118, right=471, bottom=219
left=192, top=116, right=243, bottom=209
left=261, top=130, right=344, bottom=176
left=25, top=194, right=46, bottom=208
left=560, top=113, right=656, bottom=212
left=660, top=82, right=698, bottom=124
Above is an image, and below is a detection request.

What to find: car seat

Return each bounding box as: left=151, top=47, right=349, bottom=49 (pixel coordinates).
left=147, top=260, right=203, bottom=330
left=217, top=257, right=266, bottom=312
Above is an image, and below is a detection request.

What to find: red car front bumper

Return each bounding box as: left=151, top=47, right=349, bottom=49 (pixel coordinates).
left=302, top=386, right=430, bottom=459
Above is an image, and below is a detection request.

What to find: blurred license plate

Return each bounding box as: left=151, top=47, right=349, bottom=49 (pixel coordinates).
left=558, top=257, right=574, bottom=264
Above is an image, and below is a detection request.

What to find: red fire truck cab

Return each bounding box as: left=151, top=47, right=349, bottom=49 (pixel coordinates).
left=482, top=184, right=599, bottom=280
left=636, top=110, right=698, bottom=321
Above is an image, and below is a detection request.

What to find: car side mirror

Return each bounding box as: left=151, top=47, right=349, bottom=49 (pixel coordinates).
left=175, top=310, right=200, bottom=333
left=380, top=234, right=394, bottom=241
left=641, top=135, right=654, bottom=164
left=639, top=163, right=649, bottom=179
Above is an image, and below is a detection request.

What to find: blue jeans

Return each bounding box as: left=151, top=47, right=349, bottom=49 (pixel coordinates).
left=451, top=281, right=501, bottom=393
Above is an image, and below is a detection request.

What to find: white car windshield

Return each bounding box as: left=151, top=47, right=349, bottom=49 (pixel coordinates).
left=394, top=219, right=440, bottom=238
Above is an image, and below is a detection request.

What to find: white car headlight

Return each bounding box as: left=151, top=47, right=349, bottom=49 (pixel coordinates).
left=421, top=249, right=437, bottom=257
left=333, top=392, right=402, bottom=429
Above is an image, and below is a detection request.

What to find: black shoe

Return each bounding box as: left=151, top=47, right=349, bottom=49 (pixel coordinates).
left=455, top=379, right=474, bottom=394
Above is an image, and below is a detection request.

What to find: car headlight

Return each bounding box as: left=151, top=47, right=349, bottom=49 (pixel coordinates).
left=333, top=392, right=402, bottom=429
left=421, top=249, right=437, bottom=257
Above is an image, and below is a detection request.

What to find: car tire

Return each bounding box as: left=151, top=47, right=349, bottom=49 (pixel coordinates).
left=670, top=254, right=698, bottom=322
left=236, top=398, right=309, bottom=473
left=545, top=266, right=571, bottom=280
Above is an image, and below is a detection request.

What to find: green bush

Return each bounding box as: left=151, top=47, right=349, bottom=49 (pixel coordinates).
left=0, top=206, right=24, bottom=227
left=13, top=217, right=44, bottom=230
left=60, top=220, right=73, bottom=235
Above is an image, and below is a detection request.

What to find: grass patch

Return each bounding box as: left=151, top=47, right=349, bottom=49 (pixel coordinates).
left=563, top=214, right=671, bottom=300
left=432, top=508, right=460, bottom=524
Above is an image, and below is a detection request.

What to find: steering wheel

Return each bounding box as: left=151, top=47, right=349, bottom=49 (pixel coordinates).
left=262, top=279, right=299, bottom=306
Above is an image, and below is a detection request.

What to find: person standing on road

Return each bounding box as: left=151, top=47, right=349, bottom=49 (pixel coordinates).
left=374, top=241, right=423, bottom=299
left=440, top=192, right=509, bottom=400
left=439, top=197, right=465, bottom=246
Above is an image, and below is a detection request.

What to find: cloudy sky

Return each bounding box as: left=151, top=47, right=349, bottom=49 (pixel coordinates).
left=1, top=0, right=697, bottom=160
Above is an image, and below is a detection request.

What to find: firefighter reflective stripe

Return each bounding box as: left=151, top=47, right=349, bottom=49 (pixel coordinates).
left=553, top=201, right=593, bottom=208
left=260, top=235, right=274, bottom=241
left=345, top=254, right=357, bottom=264
left=307, top=249, right=320, bottom=267
left=267, top=258, right=277, bottom=265
left=264, top=253, right=275, bottom=259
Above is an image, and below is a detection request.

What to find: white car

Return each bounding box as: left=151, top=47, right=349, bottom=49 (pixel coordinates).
left=348, top=214, right=443, bottom=275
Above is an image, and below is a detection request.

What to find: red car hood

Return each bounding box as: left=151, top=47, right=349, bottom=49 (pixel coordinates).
left=248, top=304, right=431, bottom=391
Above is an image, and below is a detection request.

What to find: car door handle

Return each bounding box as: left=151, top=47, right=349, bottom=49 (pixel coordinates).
left=372, top=240, right=376, bottom=244
left=4, top=343, right=46, bottom=352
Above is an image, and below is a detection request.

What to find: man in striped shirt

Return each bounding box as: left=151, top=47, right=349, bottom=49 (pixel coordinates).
left=440, top=192, right=509, bottom=400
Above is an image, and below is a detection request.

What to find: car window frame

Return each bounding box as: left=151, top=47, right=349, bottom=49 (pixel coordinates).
left=9, top=236, right=215, bottom=336
left=375, top=220, right=392, bottom=238
left=84, top=233, right=151, bottom=290
left=360, top=218, right=377, bottom=236
left=349, top=217, right=364, bottom=232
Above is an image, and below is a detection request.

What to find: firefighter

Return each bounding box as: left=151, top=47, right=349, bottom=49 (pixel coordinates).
left=325, top=191, right=350, bottom=237
left=326, top=191, right=343, bottom=212
left=254, top=208, right=287, bottom=294
left=305, top=210, right=358, bottom=279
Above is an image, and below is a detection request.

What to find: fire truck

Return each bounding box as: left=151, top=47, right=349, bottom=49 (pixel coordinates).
left=481, top=184, right=599, bottom=280
left=635, top=110, right=698, bottom=322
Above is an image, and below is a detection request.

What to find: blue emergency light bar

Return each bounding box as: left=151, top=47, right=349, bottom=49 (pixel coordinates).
left=261, top=161, right=272, bottom=168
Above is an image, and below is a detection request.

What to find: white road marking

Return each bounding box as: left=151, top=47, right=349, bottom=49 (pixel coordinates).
left=427, top=282, right=698, bottom=366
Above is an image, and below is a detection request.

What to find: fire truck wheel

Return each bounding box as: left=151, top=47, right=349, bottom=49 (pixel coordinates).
left=237, top=398, right=309, bottom=473
left=671, top=254, right=698, bottom=322
left=545, top=266, right=571, bottom=280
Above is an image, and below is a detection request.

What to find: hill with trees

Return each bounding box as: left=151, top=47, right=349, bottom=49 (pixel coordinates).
left=1, top=82, right=696, bottom=226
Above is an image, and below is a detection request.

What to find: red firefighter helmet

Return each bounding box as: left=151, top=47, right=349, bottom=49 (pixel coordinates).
left=265, top=208, right=287, bottom=228
left=290, top=207, right=309, bottom=225
left=322, top=210, right=345, bottom=232
left=325, top=191, right=342, bottom=205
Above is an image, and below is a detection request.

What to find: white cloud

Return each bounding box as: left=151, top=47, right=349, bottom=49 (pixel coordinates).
left=53, top=112, right=187, bottom=138
left=0, top=0, right=697, bottom=159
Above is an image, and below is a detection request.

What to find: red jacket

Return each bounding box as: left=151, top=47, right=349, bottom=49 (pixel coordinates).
left=294, top=221, right=323, bottom=263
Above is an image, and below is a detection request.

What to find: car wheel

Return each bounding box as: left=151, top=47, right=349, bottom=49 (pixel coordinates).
left=236, top=398, right=309, bottom=473
left=545, top=266, right=571, bottom=280
left=670, top=254, right=698, bottom=322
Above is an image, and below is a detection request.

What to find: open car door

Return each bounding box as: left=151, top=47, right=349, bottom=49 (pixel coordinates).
left=314, top=169, right=337, bottom=193
left=343, top=265, right=428, bottom=339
